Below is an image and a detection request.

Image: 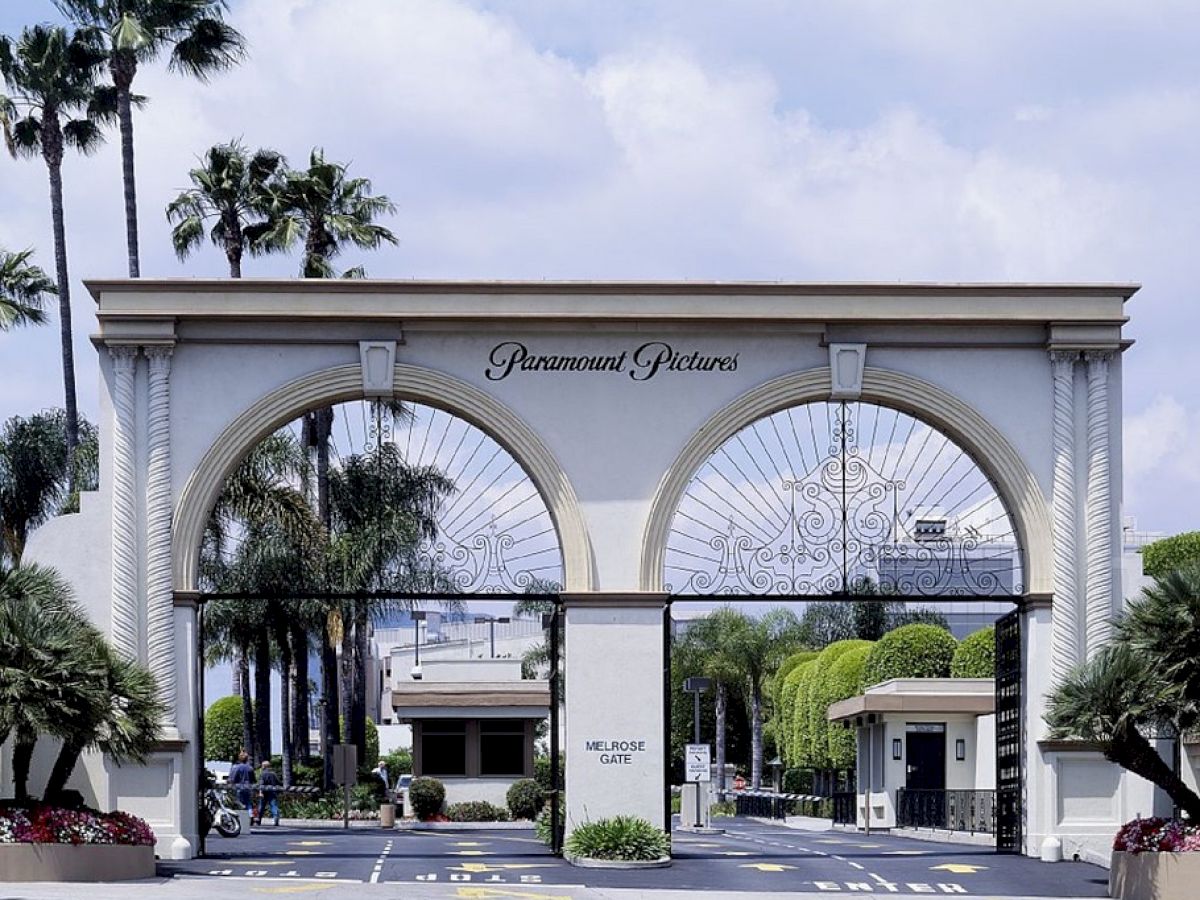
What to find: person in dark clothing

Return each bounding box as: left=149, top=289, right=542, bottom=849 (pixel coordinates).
left=256, top=760, right=280, bottom=826
left=229, top=751, right=255, bottom=813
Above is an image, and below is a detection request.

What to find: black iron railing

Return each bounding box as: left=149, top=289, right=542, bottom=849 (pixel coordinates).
left=896, top=788, right=996, bottom=834
left=832, top=791, right=857, bottom=825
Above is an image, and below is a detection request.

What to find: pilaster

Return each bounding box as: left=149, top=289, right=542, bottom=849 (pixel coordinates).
left=1049, top=350, right=1080, bottom=684
left=109, top=345, right=139, bottom=659
left=1084, top=350, right=1115, bottom=657
left=145, top=345, right=175, bottom=726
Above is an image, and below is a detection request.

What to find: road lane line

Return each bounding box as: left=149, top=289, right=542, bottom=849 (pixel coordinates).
left=369, top=838, right=394, bottom=885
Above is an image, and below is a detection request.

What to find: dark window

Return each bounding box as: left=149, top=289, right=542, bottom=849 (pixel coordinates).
left=422, top=720, right=467, bottom=776
left=479, top=719, right=525, bottom=776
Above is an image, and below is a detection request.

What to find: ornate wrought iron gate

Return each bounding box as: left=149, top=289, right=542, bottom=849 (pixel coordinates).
left=994, top=607, right=1023, bottom=853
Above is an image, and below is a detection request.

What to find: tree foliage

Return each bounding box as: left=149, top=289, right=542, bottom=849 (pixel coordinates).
left=802, top=639, right=872, bottom=769
left=951, top=626, right=995, bottom=678
left=826, top=644, right=873, bottom=768
left=0, top=247, right=53, bottom=330
left=205, top=695, right=247, bottom=763
left=1142, top=532, right=1200, bottom=580
left=861, top=623, right=958, bottom=687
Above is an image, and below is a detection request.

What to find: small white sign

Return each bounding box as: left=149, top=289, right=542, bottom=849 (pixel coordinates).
left=685, top=743, right=711, bottom=782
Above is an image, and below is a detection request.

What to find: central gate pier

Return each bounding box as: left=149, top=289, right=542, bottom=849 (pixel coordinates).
left=16, top=280, right=1146, bottom=864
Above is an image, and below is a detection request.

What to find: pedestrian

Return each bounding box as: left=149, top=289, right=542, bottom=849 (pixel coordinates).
left=256, top=760, right=280, bottom=826
left=229, top=751, right=255, bottom=814
left=371, top=758, right=390, bottom=796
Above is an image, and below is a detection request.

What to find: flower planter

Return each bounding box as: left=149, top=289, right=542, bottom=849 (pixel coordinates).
left=0, top=843, right=155, bottom=882
left=1110, top=850, right=1200, bottom=900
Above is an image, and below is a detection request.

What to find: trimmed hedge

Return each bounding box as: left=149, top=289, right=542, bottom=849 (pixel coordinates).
left=778, top=652, right=818, bottom=762
left=774, top=650, right=817, bottom=713
left=1142, top=532, right=1200, bottom=580
left=951, top=626, right=996, bottom=678
left=447, top=801, right=510, bottom=822
left=862, top=624, right=957, bottom=687
left=409, top=776, right=445, bottom=820
left=825, top=644, right=873, bottom=768
left=205, top=695, right=248, bottom=762
left=788, top=659, right=819, bottom=767
left=802, top=640, right=871, bottom=769
left=507, top=778, right=544, bottom=820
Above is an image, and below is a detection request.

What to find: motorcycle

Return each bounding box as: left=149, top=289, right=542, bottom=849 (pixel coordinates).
left=200, top=770, right=242, bottom=838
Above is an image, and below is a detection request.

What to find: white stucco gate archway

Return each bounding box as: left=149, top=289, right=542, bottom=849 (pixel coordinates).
left=17, top=280, right=1142, bottom=863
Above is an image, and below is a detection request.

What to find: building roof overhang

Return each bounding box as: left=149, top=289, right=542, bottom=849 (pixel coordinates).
left=390, top=680, right=550, bottom=715
left=827, top=678, right=996, bottom=723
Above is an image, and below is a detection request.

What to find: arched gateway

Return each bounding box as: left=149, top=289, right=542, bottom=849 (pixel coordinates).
left=19, top=280, right=1137, bottom=864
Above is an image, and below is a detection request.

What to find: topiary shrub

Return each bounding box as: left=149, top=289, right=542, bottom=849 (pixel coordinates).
left=825, top=644, right=873, bottom=768
left=534, top=752, right=564, bottom=791
left=205, top=695, right=248, bottom=762
left=951, top=626, right=996, bottom=678
left=506, top=778, right=544, bottom=820
left=862, top=624, right=958, bottom=687
left=805, top=640, right=872, bottom=769
left=778, top=651, right=818, bottom=763
left=565, top=815, right=669, bottom=861
left=1142, top=532, right=1200, bottom=580
left=408, top=776, right=445, bottom=820
left=447, top=801, right=511, bottom=822
left=789, top=659, right=819, bottom=767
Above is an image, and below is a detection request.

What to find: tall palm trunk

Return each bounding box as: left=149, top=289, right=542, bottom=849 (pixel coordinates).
left=749, top=682, right=763, bottom=789
left=339, top=608, right=353, bottom=742
left=12, top=728, right=37, bottom=802
left=715, top=682, right=727, bottom=793
left=40, top=109, right=78, bottom=490
left=273, top=613, right=293, bottom=787
left=290, top=620, right=311, bottom=759
left=111, top=52, right=140, bottom=278
left=253, top=630, right=271, bottom=763
left=238, top=644, right=253, bottom=758
left=351, top=601, right=369, bottom=760
left=45, top=737, right=85, bottom=800
left=321, top=630, right=339, bottom=789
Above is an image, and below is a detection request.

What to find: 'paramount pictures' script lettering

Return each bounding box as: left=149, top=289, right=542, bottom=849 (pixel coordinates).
left=485, top=341, right=739, bottom=382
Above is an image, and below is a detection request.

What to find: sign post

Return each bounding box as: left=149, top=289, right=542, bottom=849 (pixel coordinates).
left=333, top=744, right=357, bottom=831
left=682, top=677, right=713, bottom=830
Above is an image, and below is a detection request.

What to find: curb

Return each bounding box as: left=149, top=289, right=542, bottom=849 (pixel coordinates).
left=394, top=820, right=536, bottom=831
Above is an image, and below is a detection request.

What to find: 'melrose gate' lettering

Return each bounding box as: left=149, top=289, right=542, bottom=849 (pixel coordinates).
left=486, top=341, right=740, bottom=382
left=585, top=739, right=647, bottom=765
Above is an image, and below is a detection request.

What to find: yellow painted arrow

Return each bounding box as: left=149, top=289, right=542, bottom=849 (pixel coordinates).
left=451, top=849, right=492, bottom=856
left=718, top=850, right=753, bottom=856
left=456, top=889, right=569, bottom=900
left=739, top=862, right=796, bottom=872
left=930, top=862, right=988, bottom=874
left=284, top=850, right=319, bottom=856
left=287, top=841, right=331, bottom=847
left=449, top=862, right=556, bottom=873
left=452, top=841, right=490, bottom=847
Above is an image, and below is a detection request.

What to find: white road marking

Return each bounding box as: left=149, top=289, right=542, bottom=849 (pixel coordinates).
left=369, top=838, right=394, bottom=884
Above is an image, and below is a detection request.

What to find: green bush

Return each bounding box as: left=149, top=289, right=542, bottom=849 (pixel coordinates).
left=951, top=626, right=996, bottom=678
left=447, top=801, right=511, bottom=822
left=789, top=660, right=818, bottom=767
left=778, top=652, right=817, bottom=762
left=408, top=776, right=445, bottom=820
left=533, top=752, right=564, bottom=791
left=782, top=767, right=811, bottom=793
left=506, top=778, right=544, bottom=820
left=710, top=800, right=736, bottom=818
left=861, top=624, right=958, bottom=687
left=1142, top=532, right=1200, bottom=579
left=382, top=748, right=413, bottom=776
left=565, top=816, right=670, bottom=861
left=825, top=644, right=872, bottom=768
left=535, top=805, right=554, bottom=845
left=773, top=650, right=817, bottom=713
left=804, top=640, right=872, bottom=769
left=205, top=695, right=248, bottom=762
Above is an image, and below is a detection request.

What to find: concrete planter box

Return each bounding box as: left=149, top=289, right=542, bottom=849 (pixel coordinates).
left=1110, top=850, right=1200, bottom=900
left=0, top=843, right=155, bottom=882
left=565, top=853, right=671, bottom=869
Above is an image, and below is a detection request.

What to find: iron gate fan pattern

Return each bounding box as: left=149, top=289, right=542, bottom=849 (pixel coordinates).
left=665, top=401, right=1024, bottom=596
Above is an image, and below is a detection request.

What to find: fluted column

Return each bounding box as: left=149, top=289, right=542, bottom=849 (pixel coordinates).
left=1049, top=350, right=1079, bottom=684
left=1084, top=350, right=1115, bottom=658
left=110, top=345, right=139, bottom=660
left=145, top=345, right=175, bottom=724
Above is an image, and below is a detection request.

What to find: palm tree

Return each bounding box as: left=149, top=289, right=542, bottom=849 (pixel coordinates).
left=0, top=248, right=54, bottom=330
left=1, top=25, right=109, bottom=488
left=260, top=148, right=397, bottom=277
left=1047, top=565, right=1200, bottom=820
left=678, top=610, right=744, bottom=794
left=720, top=607, right=806, bottom=788
left=0, top=410, right=99, bottom=567
left=54, top=0, right=245, bottom=277
left=166, top=141, right=285, bottom=277
left=0, top=563, right=105, bottom=800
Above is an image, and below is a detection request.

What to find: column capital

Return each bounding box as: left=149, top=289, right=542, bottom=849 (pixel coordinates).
left=145, top=343, right=174, bottom=365
left=1049, top=349, right=1080, bottom=367
left=1084, top=348, right=1115, bottom=366
left=108, top=343, right=140, bottom=368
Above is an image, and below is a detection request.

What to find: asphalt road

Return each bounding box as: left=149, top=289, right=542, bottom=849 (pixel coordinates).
left=155, top=817, right=1111, bottom=897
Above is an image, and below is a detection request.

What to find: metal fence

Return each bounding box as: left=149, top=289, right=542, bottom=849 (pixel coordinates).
left=896, top=788, right=996, bottom=834
left=832, top=791, right=857, bottom=825
left=733, top=791, right=829, bottom=819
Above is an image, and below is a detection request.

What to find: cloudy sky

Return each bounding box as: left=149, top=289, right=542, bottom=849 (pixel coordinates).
left=1, top=0, right=1197, bottom=537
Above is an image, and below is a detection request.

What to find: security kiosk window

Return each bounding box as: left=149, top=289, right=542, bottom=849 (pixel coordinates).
left=421, top=719, right=468, bottom=776
left=479, top=719, right=526, bottom=776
